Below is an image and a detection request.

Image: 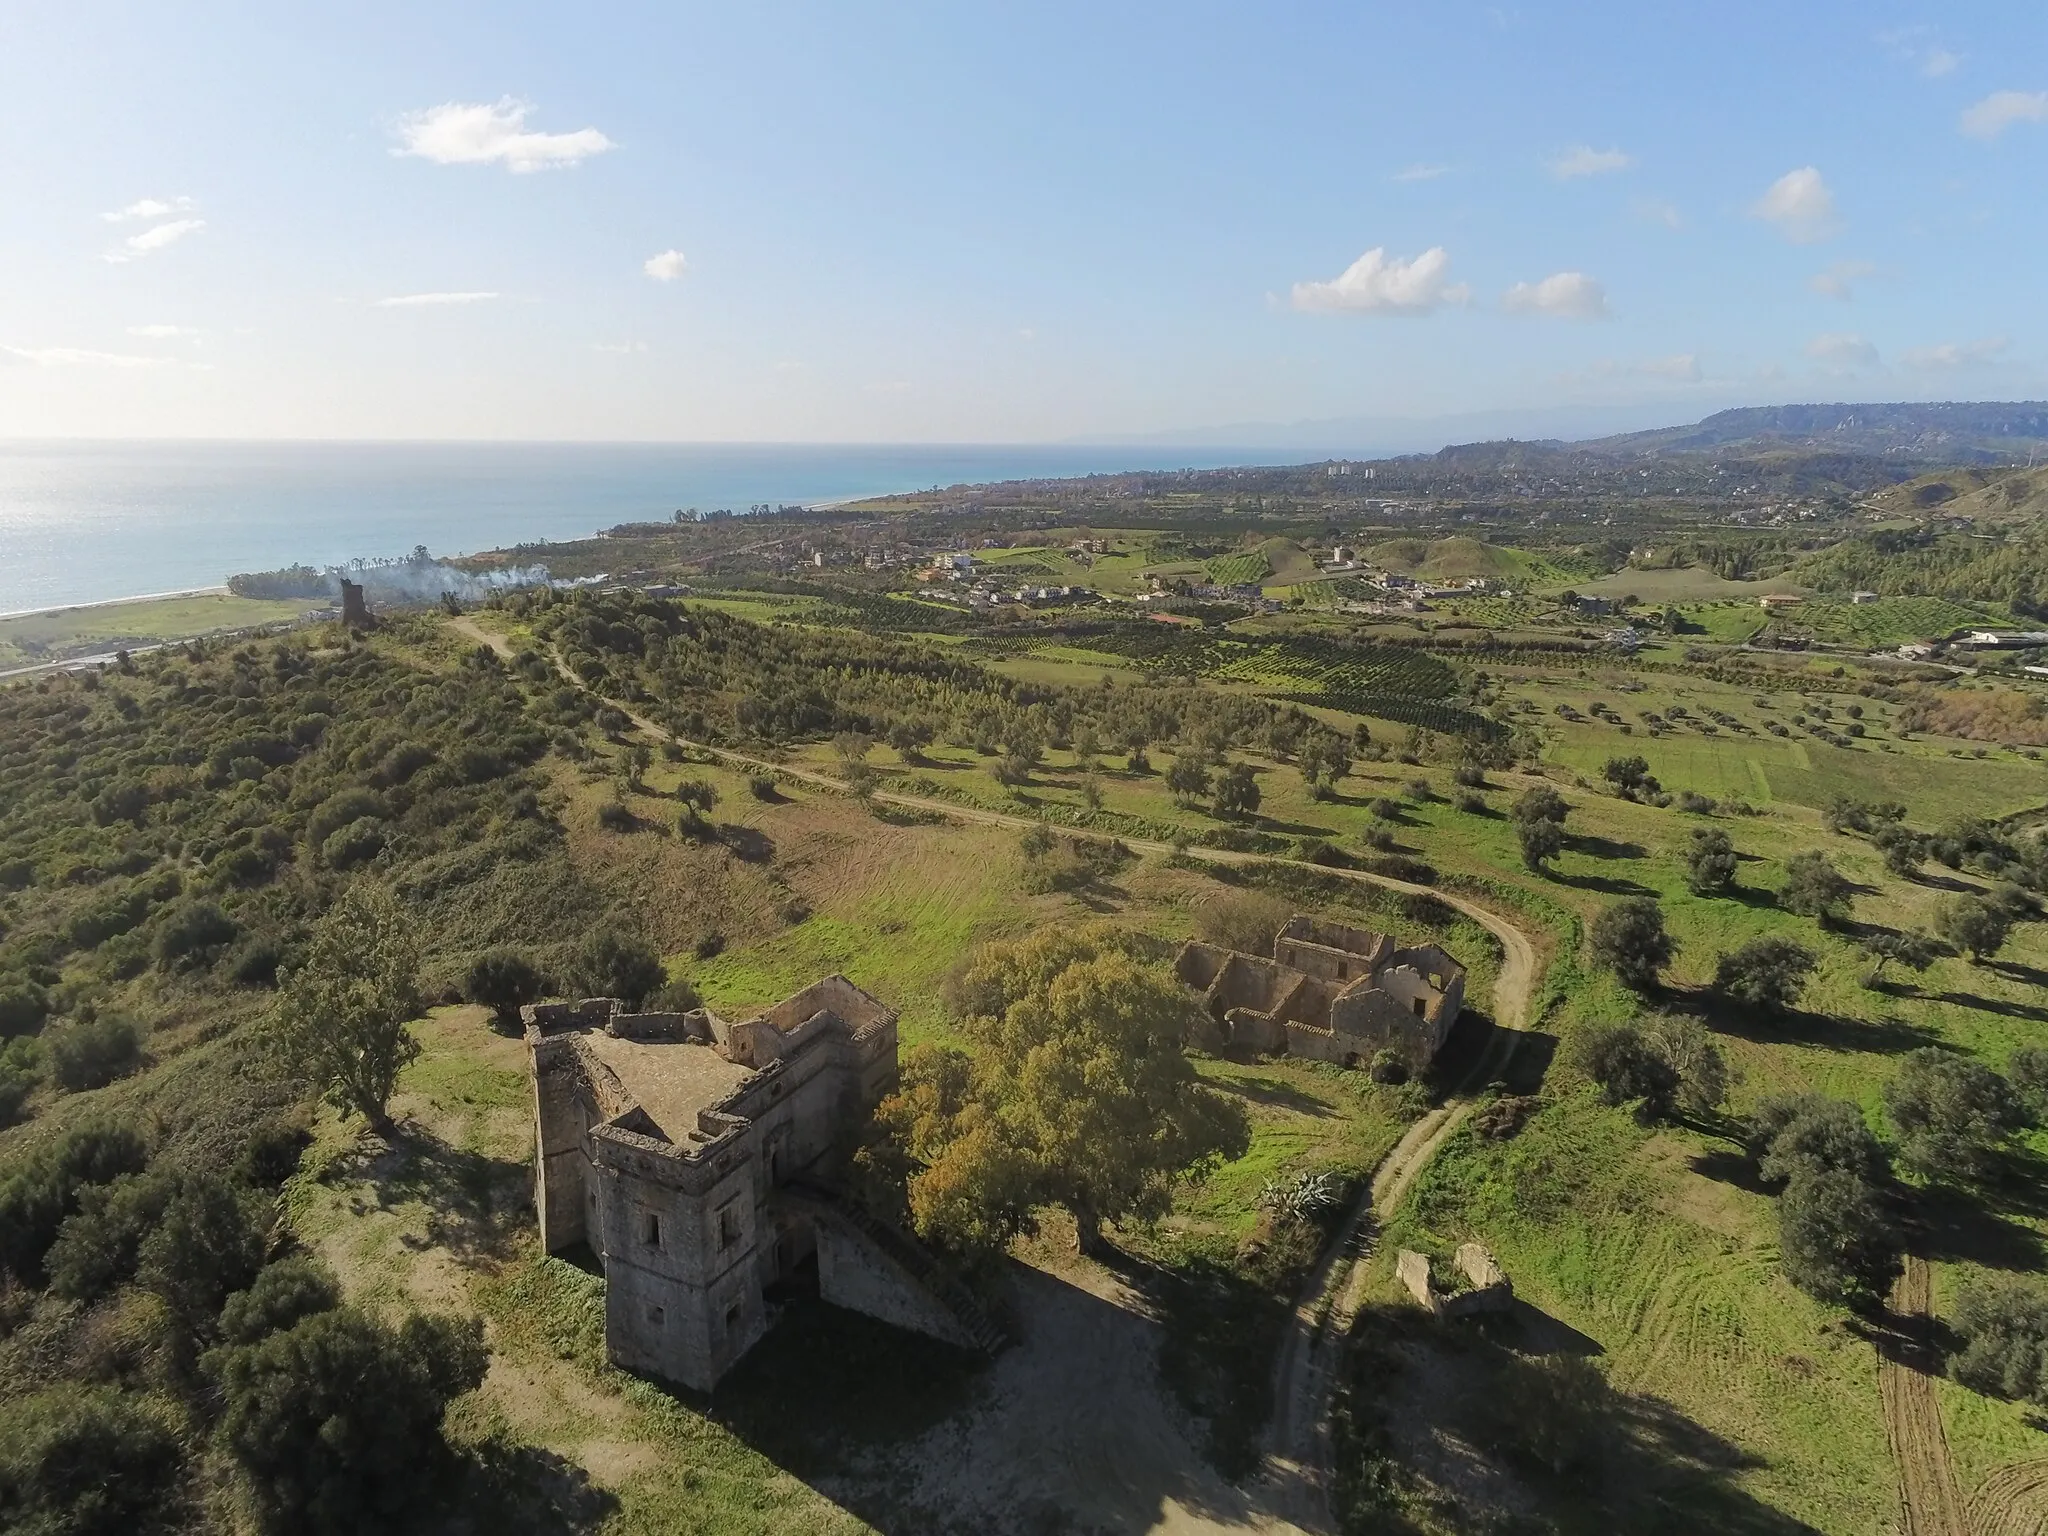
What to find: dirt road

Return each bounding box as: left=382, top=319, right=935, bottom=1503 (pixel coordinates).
left=452, top=614, right=1550, bottom=1534
left=1881, top=1256, right=1969, bottom=1536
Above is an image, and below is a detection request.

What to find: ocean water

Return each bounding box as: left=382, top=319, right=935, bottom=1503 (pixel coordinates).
left=0, top=440, right=1258, bottom=615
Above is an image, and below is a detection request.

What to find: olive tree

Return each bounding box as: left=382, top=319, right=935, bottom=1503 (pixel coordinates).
left=267, top=886, right=423, bottom=1131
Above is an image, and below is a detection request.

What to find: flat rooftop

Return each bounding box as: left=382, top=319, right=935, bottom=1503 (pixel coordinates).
left=583, top=1033, right=754, bottom=1143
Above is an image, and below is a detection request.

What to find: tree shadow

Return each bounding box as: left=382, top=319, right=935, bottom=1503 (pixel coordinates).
left=450, top=1437, right=622, bottom=1536
left=716, top=824, right=776, bottom=863
left=1986, top=958, right=2048, bottom=990
left=1928, top=990, right=2048, bottom=1025
left=1570, top=836, right=1646, bottom=860
left=1907, top=1182, right=2048, bottom=1272
left=1552, top=870, right=1660, bottom=897
left=362, top=1122, right=532, bottom=1266
left=1340, top=1304, right=1817, bottom=1536
left=1687, top=1149, right=1774, bottom=1196
left=1202, top=1070, right=1340, bottom=1118
left=1685, top=992, right=1940, bottom=1056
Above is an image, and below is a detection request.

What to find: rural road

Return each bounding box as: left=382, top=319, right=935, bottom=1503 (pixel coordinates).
left=452, top=614, right=1549, bottom=1534
left=1881, top=1256, right=1969, bottom=1536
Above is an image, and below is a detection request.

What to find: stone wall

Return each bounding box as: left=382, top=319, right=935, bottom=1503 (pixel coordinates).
left=814, top=1219, right=981, bottom=1352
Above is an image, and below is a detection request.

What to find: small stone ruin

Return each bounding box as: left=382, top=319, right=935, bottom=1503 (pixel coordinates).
left=1397, top=1242, right=1513, bottom=1319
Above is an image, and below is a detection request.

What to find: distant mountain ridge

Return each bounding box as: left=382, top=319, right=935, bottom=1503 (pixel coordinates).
left=1578, top=401, right=2048, bottom=460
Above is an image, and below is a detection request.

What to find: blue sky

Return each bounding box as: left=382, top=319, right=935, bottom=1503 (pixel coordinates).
left=1, top=1, right=2043, bottom=442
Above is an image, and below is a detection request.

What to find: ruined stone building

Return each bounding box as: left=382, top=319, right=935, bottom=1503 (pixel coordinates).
left=527, top=975, right=1001, bottom=1392
left=1176, top=914, right=1465, bottom=1073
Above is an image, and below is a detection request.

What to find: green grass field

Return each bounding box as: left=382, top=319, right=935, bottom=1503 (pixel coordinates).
left=0, top=590, right=325, bottom=666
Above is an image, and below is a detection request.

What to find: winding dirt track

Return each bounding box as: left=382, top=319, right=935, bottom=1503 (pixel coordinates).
left=453, top=617, right=1547, bottom=1533
left=1882, top=1256, right=1969, bottom=1536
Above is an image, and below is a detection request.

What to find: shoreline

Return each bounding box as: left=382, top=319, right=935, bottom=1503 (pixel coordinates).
left=0, top=584, right=233, bottom=624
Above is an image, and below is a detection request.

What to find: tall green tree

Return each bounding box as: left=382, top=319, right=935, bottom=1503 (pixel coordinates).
left=1780, top=851, right=1853, bottom=926
left=889, top=925, right=1249, bottom=1256
left=267, top=886, right=423, bottom=1132
left=1589, top=897, right=1676, bottom=993
left=1682, top=828, right=1739, bottom=896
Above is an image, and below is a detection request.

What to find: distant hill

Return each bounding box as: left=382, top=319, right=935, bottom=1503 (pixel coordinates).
left=1579, top=402, right=2048, bottom=462
left=1867, top=465, right=2048, bottom=524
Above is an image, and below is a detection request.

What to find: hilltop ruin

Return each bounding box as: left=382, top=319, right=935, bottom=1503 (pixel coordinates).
left=1176, top=914, right=1465, bottom=1074
left=527, top=975, right=1001, bottom=1392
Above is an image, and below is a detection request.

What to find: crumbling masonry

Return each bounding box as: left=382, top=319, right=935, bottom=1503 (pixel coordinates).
left=527, top=975, right=1001, bottom=1392
left=1176, top=914, right=1465, bottom=1073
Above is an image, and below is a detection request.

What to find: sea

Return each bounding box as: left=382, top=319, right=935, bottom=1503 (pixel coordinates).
left=0, top=440, right=1262, bottom=616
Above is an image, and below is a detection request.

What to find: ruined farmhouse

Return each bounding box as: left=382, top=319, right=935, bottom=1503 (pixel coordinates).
left=1176, top=914, right=1465, bottom=1073
left=526, top=975, right=1001, bottom=1392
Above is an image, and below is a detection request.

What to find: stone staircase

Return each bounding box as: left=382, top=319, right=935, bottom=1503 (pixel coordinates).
left=784, top=1179, right=1010, bottom=1355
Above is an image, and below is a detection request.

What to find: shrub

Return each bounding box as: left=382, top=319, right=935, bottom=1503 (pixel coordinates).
left=649, top=977, right=703, bottom=1013
left=747, top=772, right=779, bottom=800
left=1453, top=791, right=1486, bottom=814
left=137, top=1173, right=269, bottom=1323
left=1194, top=890, right=1292, bottom=958
left=234, top=1119, right=312, bottom=1188
left=1512, top=785, right=1568, bottom=825
left=464, top=950, right=543, bottom=1030
left=209, top=1308, right=488, bottom=1535
left=1675, top=790, right=1717, bottom=814
left=1951, top=1274, right=2048, bottom=1404
left=1588, top=897, right=1675, bottom=994
left=45, top=1014, right=145, bottom=1092
left=153, top=900, right=239, bottom=970
left=1579, top=1025, right=1679, bottom=1118
left=0, top=1041, right=36, bottom=1126
left=1713, top=936, right=1816, bottom=1012
left=567, top=930, right=665, bottom=1009
left=0, top=1123, right=149, bottom=1284
left=1367, top=1049, right=1408, bottom=1085
left=1452, top=764, right=1486, bottom=788
left=0, top=981, right=51, bottom=1040
left=217, top=1257, right=342, bottom=1347
left=1883, top=1048, right=2024, bottom=1184
left=0, top=1384, right=186, bottom=1536
left=304, top=787, right=388, bottom=850
left=594, top=801, right=635, bottom=833
left=2009, top=1046, right=2048, bottom=1124
left=1777, top=1167, right=1901, bottom=1307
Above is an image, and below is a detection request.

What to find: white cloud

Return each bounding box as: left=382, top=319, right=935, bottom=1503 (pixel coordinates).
left=1392, top=163, right=1449, bottom=183
left=127, top=324, right=201, bottom=339
left=1291, top=247, right=1469, bottom=314
left=1502, top=271, right=1608, bottom=318
left=1635, top=353, right=1701, bottom=382
left=1549, top=145, right=1633, bottom=179
left=594, top=341, right=647, bottom=354
left=1879, top=28, right=1963, bottom=78
left=373, top=291, right=500, bottom=307
left=2, top=345, right=170, bottom=368
left=643, top=249, right=688, bottom=282
left=394, top=98, right=614, bottom=172
left=1750, top=167, right=1838, bottom=243
left=101, top=196, right=196, bottom=222
left=1902, top=336, right=2008, bottom=370
left=1809, top=259, right=1877, bottom=299
left=1806, top=332, right=1880, bottom=369
left=103, top=218, right=205, bottom=263
left=1960, top=90, right=2048, bottom=140
left=1633, top=198, right=1682, bottom=229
